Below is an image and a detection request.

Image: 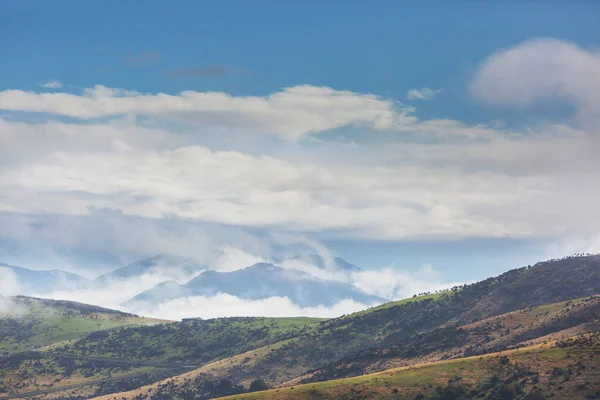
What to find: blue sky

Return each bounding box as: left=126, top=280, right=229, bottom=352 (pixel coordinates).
left=1, top=1, right=600, bottom=289
left=3, top=1, right=598, bottom=121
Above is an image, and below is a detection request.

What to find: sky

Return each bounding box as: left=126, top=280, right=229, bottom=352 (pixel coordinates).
left=1, top=0, right=600, bottom=302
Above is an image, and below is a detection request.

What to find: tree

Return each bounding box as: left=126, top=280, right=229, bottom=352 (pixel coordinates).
left=248, top=378, right=268, bottom=392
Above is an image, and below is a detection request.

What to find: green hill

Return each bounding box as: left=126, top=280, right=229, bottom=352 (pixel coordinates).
left=50, top=316, right=324, bottom=365
left=90, top=255, right=600, bottom=400
left=161, top=255, right=600, bottom=387
left=0, top=296, right=166, bottom=354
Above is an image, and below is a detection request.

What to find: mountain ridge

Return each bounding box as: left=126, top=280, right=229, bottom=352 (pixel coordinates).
left=126, top=262, right=386, bottom=308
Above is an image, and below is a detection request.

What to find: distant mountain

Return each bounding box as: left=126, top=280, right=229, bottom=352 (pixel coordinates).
left=125, top=263, right=386, bottom=308
left=94, top=254, right=203, bottom=284
left=0, top=262, right=89, bottom=294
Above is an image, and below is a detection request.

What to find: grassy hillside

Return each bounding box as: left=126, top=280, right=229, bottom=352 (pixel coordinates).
left=0, top=296, right=166, bottom=354
left=92, top=255, right=600, bottom=400
left=0, top=351, right=164, bottom=398
left=0, top=297, right=323, bottom=399
left=292, top=295, right=600, bottom=385
left=94, top=296, right=600, bottom=400
left=219, top=333, right=600, bottom=400
left=160, top=255, right=600, bottom=387
left=50, top=317, right=324, bottom=365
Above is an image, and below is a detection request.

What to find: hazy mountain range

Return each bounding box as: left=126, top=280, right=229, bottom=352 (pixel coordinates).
left=126, top=262, right=385, bottom=308
left=0, top=262, right=88, bottom=293
left=0, top=254, right=386, bottom=309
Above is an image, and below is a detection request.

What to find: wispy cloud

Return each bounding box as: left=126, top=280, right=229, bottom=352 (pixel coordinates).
left=123, top=50, right=161, bottom=67
left=0, top=85, right=416, bottom=140
left=40, top=80, right=63, bottom=89
left=407, top=87, right=443, bottom=100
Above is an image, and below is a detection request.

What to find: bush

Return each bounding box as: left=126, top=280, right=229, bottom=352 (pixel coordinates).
left=248, top=378, right=268, bottom=392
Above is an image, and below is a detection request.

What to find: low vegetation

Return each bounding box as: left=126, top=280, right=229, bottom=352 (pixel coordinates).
left=219, top=333, right=600, bottom=400
left=50, top=317, right=324, bottom=365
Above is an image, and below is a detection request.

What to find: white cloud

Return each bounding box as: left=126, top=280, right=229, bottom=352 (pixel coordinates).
left=546, top=235, right=600, bottom=260
left=40, top=80, right=63, bottom=89
left=0, top=267, right=24, bottom=316
left=213, top=247, right=266, bottom=272
left=37, top=270, right=200, bottom=310
left=127, top=294, right=371, bottom=320
left=0, top=267, right=21, bottom=296
left=0, top=210, right=272, bottom=274
left=0, top=85, right=415, bottom=141
left=407, top=87, right=443, bottom=100
left=1, top=117, right=600, bottom=241
left=470, top=38, right=600, bottom=126
left=0, top=296, right=24, bottom=317
left=1, top=38, right=599, bottom=264
left=351, top=266, right=463, bottom=300
left=279, top=258, right=350, bottom=283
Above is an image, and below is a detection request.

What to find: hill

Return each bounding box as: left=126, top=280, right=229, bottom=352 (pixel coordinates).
left=0, top=315, right=324, bottom=399
left=289, top=295, right=600, bottom=385
left=87, top=255, right=600, bottom=400
left=217, top=333, right=600, bottom=400
left=0, top=296, right=165, bottom=354
left=90, top=296, right=600, bottom=400
left=49, top=316, right=325, bottom=365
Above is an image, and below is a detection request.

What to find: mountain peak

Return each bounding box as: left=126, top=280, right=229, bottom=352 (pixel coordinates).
left=94, top=254, right=203, bottom=283
left=244, top=262, right=280, bottom=272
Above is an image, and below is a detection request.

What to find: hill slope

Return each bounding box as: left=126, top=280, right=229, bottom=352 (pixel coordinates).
left=0, top=296, right=165, bottom=353
left=50, top=316, right=325, bottom=365
left=186, top=255, right=600, bottom=387
left=92, top=255, right=600, bottom=399
left=218, top=333, right=600, bottom=400
left=290, top=295, right=600, bottom=385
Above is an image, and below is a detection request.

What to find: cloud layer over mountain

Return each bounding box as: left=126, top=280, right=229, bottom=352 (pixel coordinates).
left=1, top=38, right=599, bottom=314
left=0, top=253, right=461, bottom=319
